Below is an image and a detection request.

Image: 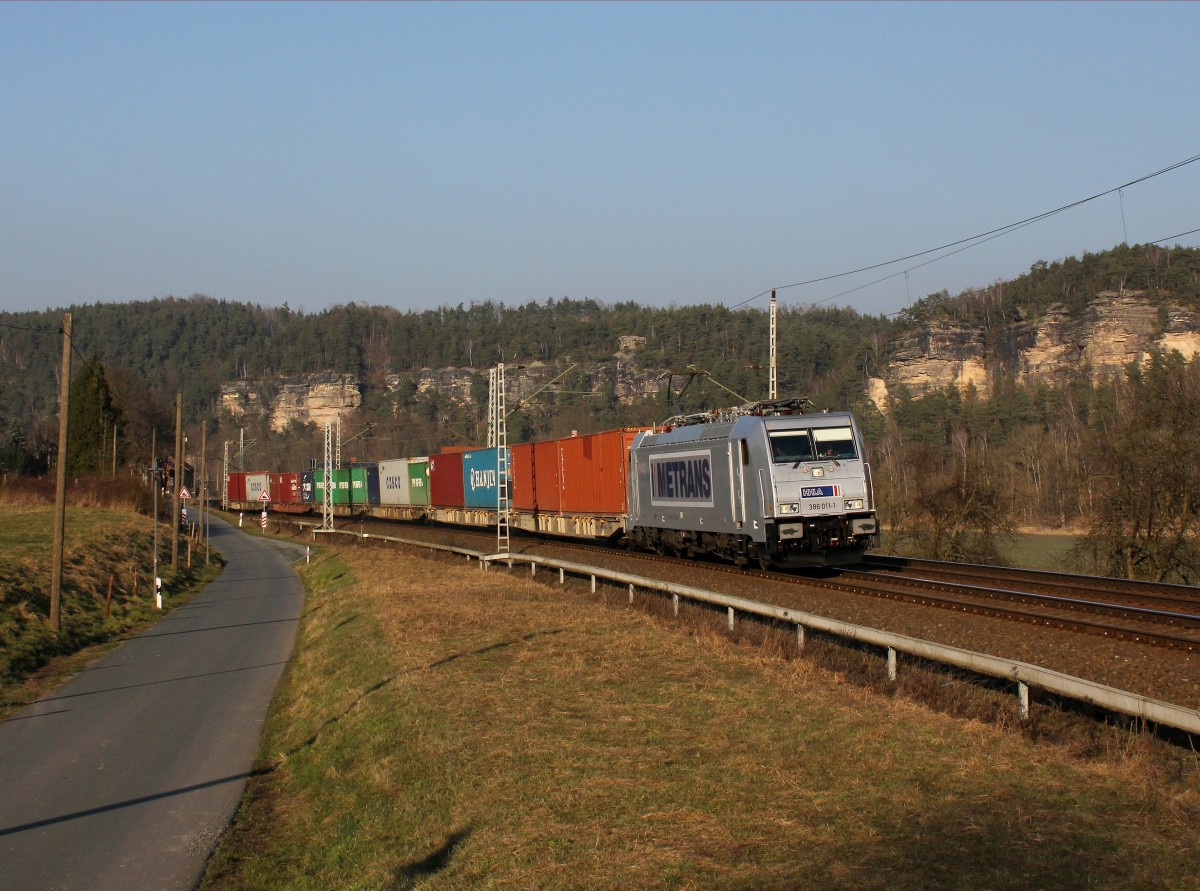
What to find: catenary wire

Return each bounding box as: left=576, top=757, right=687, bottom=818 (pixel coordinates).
left=729, top=151, right=1200, bottom=310
left=1150, top=226, right=1200, bottom=245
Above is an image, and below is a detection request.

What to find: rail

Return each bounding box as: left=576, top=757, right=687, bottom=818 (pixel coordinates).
left=306, top=525, right=1200, bottom=737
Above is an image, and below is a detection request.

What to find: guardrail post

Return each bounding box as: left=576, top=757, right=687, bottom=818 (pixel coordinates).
left=591, top=574, right=597, bottom=593
left=887, top=647, right=897, bottom=681
left=1018, top=682, right=1030, bottom=721
left=796, top=624, right=805, bottom=651
left=531, top=563, right=536, bottom=577
left=628, top=583, right=635, bottom=604
left=559, top=567, right=565, bottom=585
left=672, top=593, right=679, bottom=616
left=728, top=606, right=735, bottom=631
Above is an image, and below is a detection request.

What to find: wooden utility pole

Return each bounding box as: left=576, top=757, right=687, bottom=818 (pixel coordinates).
left=50, top=312, right=72, bottom=632
left=171, top=392, right=182, bottom=569
left=152, top=428, right=158, bottom=592
left=200, top=424, right=208, bottom=564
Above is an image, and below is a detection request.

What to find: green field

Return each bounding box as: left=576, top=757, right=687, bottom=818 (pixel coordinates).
left=202, top=540, right=1200, bottom=890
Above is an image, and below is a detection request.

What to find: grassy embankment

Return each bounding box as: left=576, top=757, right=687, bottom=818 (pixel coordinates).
left=0, top=477, right=221, bottom=718
left=203, top=535, right=1200, bottom=890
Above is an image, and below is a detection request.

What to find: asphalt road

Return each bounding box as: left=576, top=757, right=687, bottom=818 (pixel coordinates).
left=0, top=516, right=306, bottom=891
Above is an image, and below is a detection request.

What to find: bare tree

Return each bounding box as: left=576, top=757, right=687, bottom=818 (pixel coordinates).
left=1074, top=352, right=1200, bottom=582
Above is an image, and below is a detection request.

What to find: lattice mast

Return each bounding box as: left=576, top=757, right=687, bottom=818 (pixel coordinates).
left=322, top=420, right=334, bottom=532
left=486, top=367, right=497, bottom=448
left=769, top=289, right=778, bottom=400
left=494, top=363, right=510, bottom=555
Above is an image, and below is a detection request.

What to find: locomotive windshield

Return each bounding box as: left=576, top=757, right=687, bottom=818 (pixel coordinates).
left=769, top=431, right=814, bottom=463
left=770, top=427, right=857, bottom=463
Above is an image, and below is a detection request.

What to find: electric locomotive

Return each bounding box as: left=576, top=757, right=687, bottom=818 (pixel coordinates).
left=627, top=398, right=877, bottom=567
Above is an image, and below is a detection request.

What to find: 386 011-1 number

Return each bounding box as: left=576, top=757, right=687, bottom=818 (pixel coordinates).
left=805, top=500, right=835, bottom=511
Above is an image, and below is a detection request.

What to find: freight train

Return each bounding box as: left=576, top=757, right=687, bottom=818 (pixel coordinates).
left=225, top=398, right=878, bottom=567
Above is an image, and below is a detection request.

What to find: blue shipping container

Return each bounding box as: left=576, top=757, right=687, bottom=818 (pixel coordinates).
left=461, top=447, right=507, bottom=509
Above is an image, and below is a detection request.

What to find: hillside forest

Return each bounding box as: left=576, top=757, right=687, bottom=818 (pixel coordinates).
left=2, top=242, right=1200, bottom=582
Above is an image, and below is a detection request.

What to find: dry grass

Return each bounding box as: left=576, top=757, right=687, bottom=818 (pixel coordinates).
left=203, top=539, right=1200, bottom=890
left=0, top=502, right=219, bottom=714
left=0, top=473, right=152, bottom=513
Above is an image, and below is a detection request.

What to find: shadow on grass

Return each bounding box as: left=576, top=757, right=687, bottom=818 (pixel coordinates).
left=281, top=629, right=566, bottom=759
left=391, top=826, right=473, bottom=889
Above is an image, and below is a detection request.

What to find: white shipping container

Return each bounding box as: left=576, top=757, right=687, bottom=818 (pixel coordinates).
left=245, top=472, right=270, bottom=503
left=378, top=459, right=414, bottom=506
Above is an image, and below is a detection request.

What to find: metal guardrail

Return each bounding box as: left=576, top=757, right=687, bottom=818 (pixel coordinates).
left=306, top=525, right=1200, bottom=736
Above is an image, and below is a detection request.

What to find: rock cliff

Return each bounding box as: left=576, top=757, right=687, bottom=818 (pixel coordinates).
left=221, top=372, right=363, bottom=432
left=219, top=340, right=667, bottom=429
left=869, top=291, right=1200, bottom=410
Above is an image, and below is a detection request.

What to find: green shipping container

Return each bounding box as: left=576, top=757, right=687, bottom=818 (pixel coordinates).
left=350, top=467, right=366, bottom=506
left=408, top=458, right=430, bottom=506
left=313, top=469, right=352, bottom=505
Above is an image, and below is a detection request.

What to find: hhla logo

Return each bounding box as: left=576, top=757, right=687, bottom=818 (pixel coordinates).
left=469, top=468, right=497, bottom=491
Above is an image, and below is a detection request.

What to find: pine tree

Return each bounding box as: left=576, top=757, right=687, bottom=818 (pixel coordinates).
left=66, top=356, right=121, bottom=476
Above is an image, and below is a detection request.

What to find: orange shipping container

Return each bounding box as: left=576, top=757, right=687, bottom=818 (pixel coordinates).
left=533, top=440, right=562, bottom=513
left=510, top=443, right=536, bottom=511
left=534, top=428, right=647, bottom=516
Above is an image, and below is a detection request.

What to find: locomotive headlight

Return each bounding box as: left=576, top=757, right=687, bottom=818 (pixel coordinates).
left=844, top=498, right=864, bottom=511
left=812, top=467, right=824, bottom=478
left=779, top=502, right=801, bottom=514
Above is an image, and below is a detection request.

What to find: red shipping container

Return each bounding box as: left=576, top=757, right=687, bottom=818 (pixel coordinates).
left=270, top=472, right=303, bottom=505
left=428, top=451, right=465, bottom=508
left=510, top=443, right=536, bottom=511
left=226, top=471, right=246, bottom=504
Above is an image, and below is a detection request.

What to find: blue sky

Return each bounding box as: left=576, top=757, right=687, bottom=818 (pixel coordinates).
left=1, top=1, right=1197, bottom=317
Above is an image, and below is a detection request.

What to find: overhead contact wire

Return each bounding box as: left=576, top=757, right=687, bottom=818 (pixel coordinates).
left=731, top=151, right=1200, bottom=310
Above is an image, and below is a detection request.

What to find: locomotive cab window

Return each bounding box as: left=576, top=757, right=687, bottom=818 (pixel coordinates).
left=769, top=431, right=814, bottom=463
left=812, top=427, right=858, bottom=460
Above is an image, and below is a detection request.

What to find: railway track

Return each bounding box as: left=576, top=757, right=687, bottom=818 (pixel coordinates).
left=859, top=554, right=1200, bottom=613
left=330, top=518, right=1200, bottom=653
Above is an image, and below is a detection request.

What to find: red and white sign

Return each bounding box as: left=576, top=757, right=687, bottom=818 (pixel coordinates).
left=260, top=510, right=268, bottom=529
left=179, top=486, right=192, bottom=499
left=259, top=489, right=271, bottom=502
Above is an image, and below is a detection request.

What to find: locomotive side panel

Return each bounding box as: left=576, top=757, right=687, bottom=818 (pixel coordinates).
left=629, top=423, right=764, bottom=563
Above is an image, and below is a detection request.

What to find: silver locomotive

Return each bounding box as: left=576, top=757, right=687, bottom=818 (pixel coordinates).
left=627, top=399, right=878, bottom=568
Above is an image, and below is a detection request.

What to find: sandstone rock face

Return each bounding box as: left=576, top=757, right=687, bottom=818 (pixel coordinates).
left=219, top=337, right=667, bottom=430
left=873, top=292, right=1200, bottom=410
left=870, top=319, right=990, bottom=410
left=220, top=372, right=362, bottom=432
